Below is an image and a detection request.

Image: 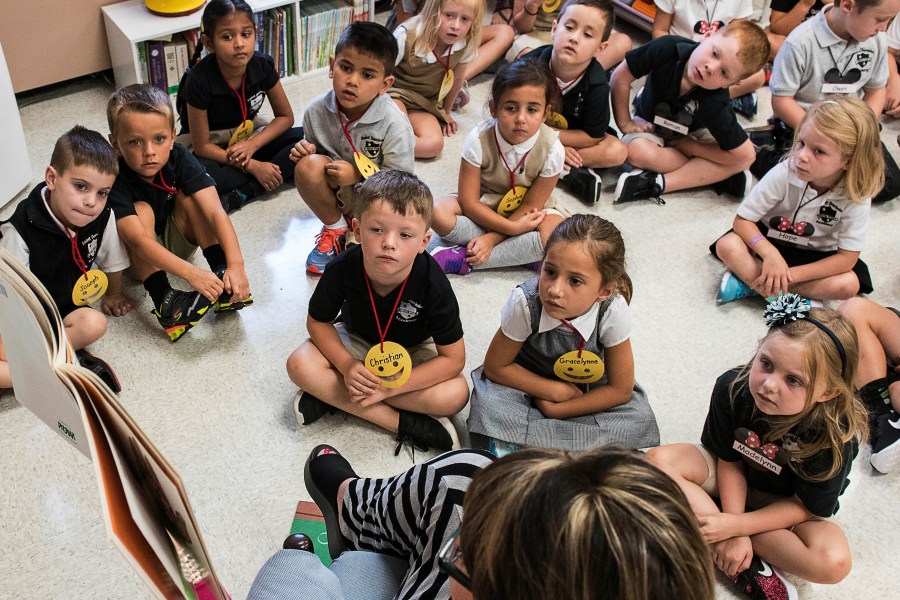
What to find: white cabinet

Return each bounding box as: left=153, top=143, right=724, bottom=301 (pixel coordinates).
left=0, top=43, right=31, bottom=206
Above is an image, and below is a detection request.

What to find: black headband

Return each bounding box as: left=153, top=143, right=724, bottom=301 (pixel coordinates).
left=764, top=294, right=847, bottom=378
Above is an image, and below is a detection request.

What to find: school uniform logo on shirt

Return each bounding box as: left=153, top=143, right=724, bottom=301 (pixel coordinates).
left=816, top=201, right=841, bottom=227
left=395, top=300, right=421, bottom=323
left=361, top=136, right=384, bottom=160
left=248, top=90, right=265, bottom=116
left=733, top=427, right=788, bottom=474
left=854, top=51, right=872, bottom=70
left=84, top=233, right=99, bottom=263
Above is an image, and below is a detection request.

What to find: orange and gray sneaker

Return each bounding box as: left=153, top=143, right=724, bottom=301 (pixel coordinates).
left=152, top=288, right=212, bottom=342
left=306, top=225, right=349, bottom=275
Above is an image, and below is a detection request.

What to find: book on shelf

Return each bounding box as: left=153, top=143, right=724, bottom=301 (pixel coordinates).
left=299, top=0, right=361, bottom=73
left=146, top=40, right=167, bottom=93
left=0, top=248, right=230, bottom=600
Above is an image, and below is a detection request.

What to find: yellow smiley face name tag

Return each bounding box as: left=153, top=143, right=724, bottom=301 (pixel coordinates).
left=497, top=186, right=528, bottom=217
left=542, top=0, right=562, bottom=12
left=72, top=269, right=109, bottom=307
left=438, top=70, right=454, bottom=104
left=355, top=152, right=380, bottom=179
left=365, top=341, right=412, bottom=388
left=545, top=111, right=569, bottom=130
left=228, top=120, right=254, bottom=147
left=553, top=350, right=604, bottom=383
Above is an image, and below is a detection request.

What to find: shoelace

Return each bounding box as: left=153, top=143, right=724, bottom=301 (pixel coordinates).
left=315, top=228, right=345, bottom=253
left=394, top=434, right=428, bottom=458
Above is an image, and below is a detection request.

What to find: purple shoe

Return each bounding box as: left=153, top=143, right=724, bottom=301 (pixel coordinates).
left=430, top=245, right=472, bottom=275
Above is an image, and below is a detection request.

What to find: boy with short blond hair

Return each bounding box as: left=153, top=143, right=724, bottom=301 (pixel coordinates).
left=525, top=0, right=628, bottom=203
left=0, top=125, right=131, bottom=391
left=286, top=170, right=467, bottom=454
left=107, top=84, right=252, bottom=342
left=291, top=21, right=415, bottom=275
left=610, top=20, right=769, bottom=203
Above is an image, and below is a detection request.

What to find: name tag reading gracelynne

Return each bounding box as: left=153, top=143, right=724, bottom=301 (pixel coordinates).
left=653, top=115, right=688, bottom=136
left=767, top=229, right=810, bottom=247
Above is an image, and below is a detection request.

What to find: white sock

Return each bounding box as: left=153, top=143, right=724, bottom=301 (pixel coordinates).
left=325, top=217, right=347, bottom=230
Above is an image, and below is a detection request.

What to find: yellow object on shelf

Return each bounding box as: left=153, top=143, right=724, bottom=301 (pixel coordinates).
left=145, top=0, right=206, bottom=17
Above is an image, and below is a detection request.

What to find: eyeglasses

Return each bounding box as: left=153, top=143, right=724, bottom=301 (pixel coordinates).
left=437, top=526, right=471, bottom=590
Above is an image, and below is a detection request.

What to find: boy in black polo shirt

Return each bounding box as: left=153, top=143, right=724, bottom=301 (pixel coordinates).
left=286, top=170, right=467, bottom=454
left=610, top=21, right=769, bottom=203
left=107, top=84, right=252, bottom=342
left=525, top=0, right=628, bottom=204
left=0, top=126, right=131, bottom=391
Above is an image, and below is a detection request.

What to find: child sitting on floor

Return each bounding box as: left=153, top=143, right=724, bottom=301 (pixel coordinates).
left=467, top=214, right=660, bottom=456
left=286, top=170, right=468, bottom=455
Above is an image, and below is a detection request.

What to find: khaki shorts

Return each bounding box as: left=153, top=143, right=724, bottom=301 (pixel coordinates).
left=334, top=322, right=438, bottom=365
left=506, top=31, right=552, bottom=62
left=621, top=128, right=716, bottom=147
left=124, top=214, right=197, bottom=280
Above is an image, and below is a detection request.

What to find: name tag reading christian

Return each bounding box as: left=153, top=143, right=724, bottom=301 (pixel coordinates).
left=766, top=229, right=810, bottom=247
left=653, top=115, right=689, bottom=136
left=733, top=440, right=783, bottom=474
left=72, top=269, right=109, bottom=306
left=365, top=340, right=412, bottom=388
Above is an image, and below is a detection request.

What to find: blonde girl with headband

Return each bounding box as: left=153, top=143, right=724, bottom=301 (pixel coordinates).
left=388, top=0, right=484, bottom=158
left=649, top=294, right=868, bottom=598
left=466, top=215, right=659, bottom=455
left=712, top=97, right=884, bottom=303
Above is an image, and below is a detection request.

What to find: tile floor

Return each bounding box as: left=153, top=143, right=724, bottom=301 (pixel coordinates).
left=1, top=36, right=899, bottom=600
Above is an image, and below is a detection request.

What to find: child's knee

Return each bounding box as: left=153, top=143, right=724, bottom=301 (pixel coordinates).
left=295, top=154, right=329, bottom=183
left=441, top=376, right=470, bottom=414
left=432, top=196, right=460, bottom=235
left=829, top=274, right=860, bottom=300
left=417, top=131, right=444, bottom=159
left=286, top=341, right=322, bottom=384
left=837, top=296, right=868, bottom=320
left=67, top=308, right=108, bottom=345
left=606, top=137, right=629, bottom=166
left=818, top=545, right=852, bottom=583
left=626, top=139, right=662, bottom=167
left=715, top=233, right=747, bottom=262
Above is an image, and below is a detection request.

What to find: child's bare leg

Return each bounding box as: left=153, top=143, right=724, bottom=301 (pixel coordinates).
left=0, top=337, right=10, bottom=389
left=383, top=374, right=469, bottom=417
left=295, top=154, right=344, bottom=225
left=408, top=111, right=445, bottom=159
left=662, top=154, right=748, bottom=192
left=790, top=274, right=859, bottom=301
left=172, top=192, right=219, bottom=248
left=839, top=297, right=900, bottom=392
left=751, top=520, right=851, bottom=584
left=432, top=194, right=464, bottom=237
left=729, top=69, right=766, bottom=99
left=63, top=308, right=107, bottom=350
left=596, top=32, right=632, bottom=70
left=287, top=340, right=402, bottom=432
left=466, top=24, right=515, bottom=78
left=538, top=212, right=566, bottom=244
left=577, top=135, right=628, bottom=169
left=626, top=138, right=690, bottom=174
left=129, top=202, right=166, bottom=280
left=715, top=233, right=764, bottom=286
left=646, top=444, right=721, bottom=515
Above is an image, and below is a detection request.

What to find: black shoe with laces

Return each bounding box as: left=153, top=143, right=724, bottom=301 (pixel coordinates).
left=871, top=411, right=900, bottom=474
left=152, top=288, right=212, bottom=342
left=213, top=268, right=254, bottom=313
left=394, top=410, right=459, bottom=455
left=713, top=170, right=752, bottom=198
left=559, top=167, right=601, bottom=204
left=75, top=349, right=122, bottom=393
left=293, top=391, right=339, bottom=427
left=613, top=170, right=665, bottom=204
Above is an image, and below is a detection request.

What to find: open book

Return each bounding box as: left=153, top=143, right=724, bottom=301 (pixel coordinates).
left=0, top=248, right=229, bottom=600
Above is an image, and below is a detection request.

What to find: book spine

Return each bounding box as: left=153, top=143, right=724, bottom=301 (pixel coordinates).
left=147, top=41, right=167, bottom=93
left=138, top=42, right=150, bottom=85
left=163, top=42, right=179, bottom=95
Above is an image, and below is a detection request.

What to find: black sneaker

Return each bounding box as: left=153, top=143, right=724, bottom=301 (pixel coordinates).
left=293, top=390, right=338, bottom=427
left=713, top=170, right=753, bottom=198
left=394, top=410, right=460, bottom=455
left=152, top=288, right=212, bottom=342
left=213, top=268, right=254, bottom=313
left=730, top=92, right=758, bottom=118
left=75, top=349, right=122, bottom=394
left=558, top=167, right=601, bottom=204
left=871, top=411, right=900, bottom=474
left=732, top=557, right=798, bottom=600
left=613, top=170, right=665, bottom=204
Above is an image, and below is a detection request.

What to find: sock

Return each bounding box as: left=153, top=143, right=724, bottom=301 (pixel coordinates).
left=476, top=231, right=544, bottom=270
left=325, top=216, right=348, bottom=230
left=143, top=271, right=171, bottom=307
left=202, top=244, right=227, bottom=274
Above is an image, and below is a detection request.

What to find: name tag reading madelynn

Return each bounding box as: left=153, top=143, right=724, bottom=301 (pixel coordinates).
left=653, top=115, right=688, bottom=136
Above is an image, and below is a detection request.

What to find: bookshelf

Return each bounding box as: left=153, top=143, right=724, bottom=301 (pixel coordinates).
left=611, top=0, right=654, bottom=32
left=101, top=0, right=374, bottom=90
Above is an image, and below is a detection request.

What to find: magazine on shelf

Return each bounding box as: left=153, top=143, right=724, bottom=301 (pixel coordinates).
left=0, top=248, right=228, bottom=600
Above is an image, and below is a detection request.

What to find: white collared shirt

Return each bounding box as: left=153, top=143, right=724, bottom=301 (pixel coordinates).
left=393, top=18, right=476, bottom=65
left=461, top=119, right=565, bottom=179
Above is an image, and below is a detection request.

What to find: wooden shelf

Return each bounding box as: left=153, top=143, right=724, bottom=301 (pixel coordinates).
left=612, top=0, right=654, bottom=33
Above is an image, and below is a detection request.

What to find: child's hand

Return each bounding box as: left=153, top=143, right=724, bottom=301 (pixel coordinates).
left=186, top=266, right=225, bottom=303
left=698, top=512, right=739, bottom=543
left=246, top=161, right=283, bottom=191
left=620, top=116, right=653, bottom=135
left=289, top=140, right=317, bottom=162
left=753, top=254, right=792, bottom=297
left=354, top=385, right=390, bottom=407
left=885, top=74, right=900, bottom=117
left=524, top=0, right=542, bottom=12
left=712, top=536, right=754, bottom=578
left=466, top=234, right=498, bottom=266
left=442, top=115, right=459, bottom=137
left=221, top=266, right=251, bottom=304
left=563, top=146, right=584, bottom=169
left=102, top=291, right=135, bottom=317
left=225, top=140, right=257, bottom=167
left=325, top=160, right=359, bottom=187
left=342, top=361, right=381, bottom=399
left=512, top=208, right=546, bottom=235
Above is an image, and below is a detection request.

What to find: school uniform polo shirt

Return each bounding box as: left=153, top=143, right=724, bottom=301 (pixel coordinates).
left=625, top=35, right=748, bottom=151
left=771, top=5, right=888, bottom=110
left=524, top=45, right=613, bottom=139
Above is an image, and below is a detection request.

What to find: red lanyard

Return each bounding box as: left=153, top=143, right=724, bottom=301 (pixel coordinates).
left=226, top=70, right=249, bottom=123
left=149, top=171, right=177, bottom=195
left=559, top=319, right=586, bottom=357
left=365, top=273, right=410, bottom=352
left=337, top=107, right=364, bottom=157
left=68, top=229, right=88, bottom=279
left=433, top=44, right=452, bottom=75
left=493, top=126, right=530, bottom=193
